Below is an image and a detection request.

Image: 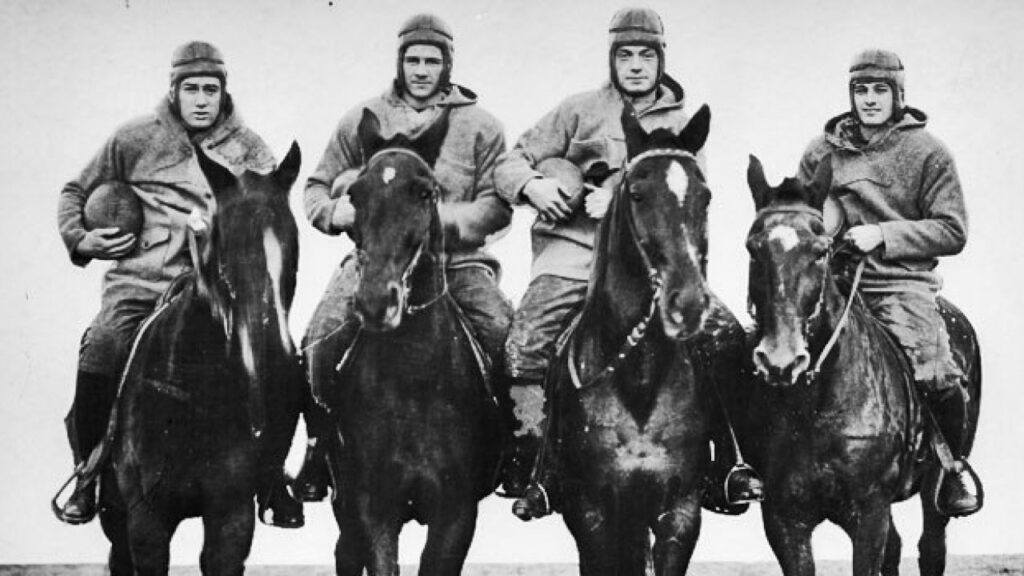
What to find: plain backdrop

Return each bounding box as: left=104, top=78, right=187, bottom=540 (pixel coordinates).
left=1, top=0, right=1022, bottom=565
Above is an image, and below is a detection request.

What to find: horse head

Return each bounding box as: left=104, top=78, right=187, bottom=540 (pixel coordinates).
left=745, top=155, right=835, bottom=386
left=349, top=107, right=450, bottom=331
left=615, top=103, right=712, bottom=339
left=192, top=142, right=301, bottom=433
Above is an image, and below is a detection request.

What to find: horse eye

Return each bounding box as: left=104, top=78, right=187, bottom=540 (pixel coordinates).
left=420, top=187, right=432, bottom=200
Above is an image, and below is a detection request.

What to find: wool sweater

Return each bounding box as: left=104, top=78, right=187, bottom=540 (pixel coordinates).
left=304, top=84, right=510, bottom=270
left=798, top=108, right=967, bottom=293
left=493, top=76, right=694, bottom=281
left=58, top=98, right=276, bottom=305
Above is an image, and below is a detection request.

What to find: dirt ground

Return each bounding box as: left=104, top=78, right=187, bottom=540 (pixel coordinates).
left=4, top=555, right=1022, bottom=575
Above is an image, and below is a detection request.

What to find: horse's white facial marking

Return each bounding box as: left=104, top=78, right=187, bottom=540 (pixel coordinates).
left=769, top=225, right=800, bottom=252
left=382, top=166, right=396, bottom=185
left=666, top=160, right=689, bottom=203
left=238, top=324, right=256, bottom=382
left=263, top=227, right=293, bottom=354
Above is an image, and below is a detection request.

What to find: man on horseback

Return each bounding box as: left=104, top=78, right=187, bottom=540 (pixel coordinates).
left=297, top=13, right=513, bottom=497
left=56, top=41, right=304, bottom=527
left=493, top=6, right=762, bottom=516
left=796, top=48, right=980, bottom=516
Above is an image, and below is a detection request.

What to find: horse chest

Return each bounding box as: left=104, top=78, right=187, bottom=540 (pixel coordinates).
left=572, top=372, right=703, bottom=478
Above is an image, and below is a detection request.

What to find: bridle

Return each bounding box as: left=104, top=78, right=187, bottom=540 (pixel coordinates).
left=358, top=147, right=448, bottom=317
left=568, top=148, right=703, bottom=389
left=752, top=204, right=866, bottom=384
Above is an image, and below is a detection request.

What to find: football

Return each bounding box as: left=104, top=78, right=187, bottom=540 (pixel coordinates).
left=83, top=181, right=143, bottom=236
left=537, top=158, right=586, bottom=213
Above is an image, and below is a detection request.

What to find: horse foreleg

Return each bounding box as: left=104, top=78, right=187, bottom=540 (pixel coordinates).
left=333, top=496, right=366, bottom=576
left=763, top=507, right=816, bottom=576
left=881, top=512, right=903, bottom=576
left=837, top=502, right=891, bottom=576
left=125, top=502, right=177, bottom=576
left=562, top=492, right=622, bottom=576
left=199, top=500, right=255, bottom=576
left=361, top=511, right=401, bottom=576
left=651, top=489, right=702, bottom=576
left=918, top=476, right=951, bottom=576
left=418, top=502, right=478, bottom=576
left=98, top=501, right=133, bottom=576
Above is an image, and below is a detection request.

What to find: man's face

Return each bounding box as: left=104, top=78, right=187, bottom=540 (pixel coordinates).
left=614, top=45, right=659, bottom=95
left=402, top=44, right=444, bottom=102
left=852, top=81, right=895, bottom=126
left=177, top=76, right=223, bottom=130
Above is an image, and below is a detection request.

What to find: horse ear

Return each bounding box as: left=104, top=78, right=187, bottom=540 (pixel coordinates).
left=621, top=104, right=648, bottom=160
left=274, top=141, right=302, bottom=192
left=410, top=108, right=451, bottom=167
left=677, top=104, right=711, bottom=154
left=357, top=108, right=385, bottom=161
left=747, top=154, right=772, bottom=210
left=196, top=145, right=237, bottom=196
left=807, top=155, right=833, bottom=211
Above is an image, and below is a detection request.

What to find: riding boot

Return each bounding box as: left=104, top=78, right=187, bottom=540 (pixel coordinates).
left=292, top=390, right=332, bottom=502
left=925, top=385, right=982, bottom=517
left=59, top=371, right=117, bottom=525
left=500, top=378, right=546, bottom=498
left=257, top=358, right=305, bottom=529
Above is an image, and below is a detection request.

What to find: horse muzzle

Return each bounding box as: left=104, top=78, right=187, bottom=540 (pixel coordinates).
left=354, top=280, right=405, bottom=332
left=752, top=340, right=811, bottom=387
left=661, top=287, right=710, bottom=340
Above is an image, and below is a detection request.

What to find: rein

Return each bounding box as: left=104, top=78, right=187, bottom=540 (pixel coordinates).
left=567, top=149, right=696, bottom=389
left=806, top=256, right=865, bottom=384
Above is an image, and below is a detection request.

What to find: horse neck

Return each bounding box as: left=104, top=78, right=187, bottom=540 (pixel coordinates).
left=803, top=271, right=883, bottom=409
left=592, top=191, right=653, bottom=317
left=580, top=190, right=661, bottom=360
left=407, top=203, right=447, bottom=308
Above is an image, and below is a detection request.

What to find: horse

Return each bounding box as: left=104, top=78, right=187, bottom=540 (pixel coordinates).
left=322, top=108, right=503, bottom=576
left=538, top=104, right=728, bottom=576
left=95, top=143, right=303, bottom=575
left=742, top=155, right=982, bottom=576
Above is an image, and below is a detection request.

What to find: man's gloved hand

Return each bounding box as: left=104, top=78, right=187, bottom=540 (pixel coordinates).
left=523, top=178, right=572, bottom=223
left=331, top=195, right=356, bottom=232
left=76, top=228, right=136, bottom=260
left=330, top=168, right=361, bottom=198
left=844, top=224, right=884, bottom=253
left=583, top=183, right=613, bottom=219
left=329, top=169, right=361, bottom=232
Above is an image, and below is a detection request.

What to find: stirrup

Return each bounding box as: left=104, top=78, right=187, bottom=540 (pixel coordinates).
left=257, top=483, right=305, bottom=529
left=934, top=459, right=984, bottom=518
left=51, top=473, right=97, bottom=525
left=724, top=462, right=764, bottom=505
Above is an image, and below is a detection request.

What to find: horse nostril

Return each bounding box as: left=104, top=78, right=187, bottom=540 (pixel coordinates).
left=387, top=283, right=401, bottom=308
left=753, top=347, right=770, bottom=373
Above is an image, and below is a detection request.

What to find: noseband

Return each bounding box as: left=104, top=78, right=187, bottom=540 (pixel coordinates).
left=359, top=148, right=448, bottom=317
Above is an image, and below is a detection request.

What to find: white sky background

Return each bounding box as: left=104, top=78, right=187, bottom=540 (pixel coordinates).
left=1, top=0, right=1023, bottom=565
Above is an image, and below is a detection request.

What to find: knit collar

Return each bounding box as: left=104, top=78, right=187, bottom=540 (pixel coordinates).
left=156, top=94, right=243, bottom=148
left=384, top=82, right=478, bottom=110
left=823, top=107, right=928, bottom=151
left=603, top=72, right=686, bottom=116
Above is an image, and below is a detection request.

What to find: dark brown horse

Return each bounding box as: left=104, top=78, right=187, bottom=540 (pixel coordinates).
left=541, top=105, right=722, bottom=575
left=323, top=109, right=503, bottom=576
left=743, top=156, right=981, bottom=576
left=96, top=144, right=303, bottom=576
